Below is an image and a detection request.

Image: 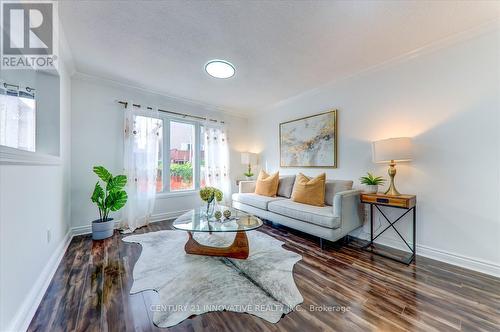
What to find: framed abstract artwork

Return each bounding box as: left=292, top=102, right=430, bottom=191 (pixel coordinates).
left=279, top=110, right=337, bottom=168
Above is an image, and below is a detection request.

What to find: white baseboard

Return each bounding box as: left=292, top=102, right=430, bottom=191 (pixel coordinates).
left=150, top=210, right=190, bottom=222
left=71, top=210, right=189, bottom=236
left=7, top=231, right=73, bottom=332
left=416, top=244, right=500, bottom=278
left=71, top=224, right=93, bottom=236
left=351, top=234, right=500, bottom=278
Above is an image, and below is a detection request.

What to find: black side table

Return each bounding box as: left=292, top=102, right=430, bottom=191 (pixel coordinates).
left=360, top=193, right=416, bottom=265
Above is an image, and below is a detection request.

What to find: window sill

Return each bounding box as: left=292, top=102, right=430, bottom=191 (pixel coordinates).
left=156, top=190, right=199, bottom=199
left=0, top=146, right=61, bottom=166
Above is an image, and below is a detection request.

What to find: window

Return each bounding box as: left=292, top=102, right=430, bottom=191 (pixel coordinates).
left=131, top=113, right=213, bottom=194
left=140, top=114, right=203, bottom=194
left=169, top=121, right=195, bottom=191
left=0, top=86, right=36, bottom=152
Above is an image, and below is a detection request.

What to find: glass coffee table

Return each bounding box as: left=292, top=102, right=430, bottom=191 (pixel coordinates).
left=173, top=206, right=263, bottom=259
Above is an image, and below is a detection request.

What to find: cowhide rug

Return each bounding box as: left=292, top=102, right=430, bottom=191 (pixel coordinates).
left=123, top=229, right=303, bottom=327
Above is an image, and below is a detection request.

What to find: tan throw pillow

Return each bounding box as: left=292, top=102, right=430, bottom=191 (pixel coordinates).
left=254, top=170, right=279, bottom=197
left=291, top=173, right=326, bottom=207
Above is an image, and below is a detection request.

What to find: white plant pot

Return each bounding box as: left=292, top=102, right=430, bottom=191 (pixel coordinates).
left=365, top=185, right=378, bottom=194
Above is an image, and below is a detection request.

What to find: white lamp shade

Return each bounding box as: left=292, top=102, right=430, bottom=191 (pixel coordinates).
left=241, top=152, right=258, bottom=165
left=372, top=137, right=412, bottom=163
left=241, top=152, right=250, bottom=165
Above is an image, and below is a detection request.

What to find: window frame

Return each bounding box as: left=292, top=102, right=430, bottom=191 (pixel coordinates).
left=157, top=114, right=202, bottom=196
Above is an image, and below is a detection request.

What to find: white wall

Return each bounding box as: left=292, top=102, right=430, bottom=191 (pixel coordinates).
left=0, top=23, right=74, bottom=331
left=70, top=74, right=249, bottom=231
left=249, top=27, right=500, bottom=275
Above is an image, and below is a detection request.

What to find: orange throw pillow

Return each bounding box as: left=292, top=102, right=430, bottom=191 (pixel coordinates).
left=291, top=173, right=326, bottom=207
left=254, top=170, right=279, bottom=197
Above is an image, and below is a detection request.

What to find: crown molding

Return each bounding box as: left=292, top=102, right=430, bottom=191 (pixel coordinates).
left=71, top=71, right=250, bottom=119
left=256, top=18, right=500, bottom=115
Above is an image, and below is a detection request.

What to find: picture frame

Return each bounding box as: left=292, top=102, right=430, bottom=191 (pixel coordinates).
left=279, top=110, right=337, bottom=168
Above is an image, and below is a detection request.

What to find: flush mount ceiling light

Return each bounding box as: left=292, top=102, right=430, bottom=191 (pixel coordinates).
left=205, top=60, right=235, bottom=79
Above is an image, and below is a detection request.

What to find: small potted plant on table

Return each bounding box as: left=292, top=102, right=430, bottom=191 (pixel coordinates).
left=360, top=172, right=386, bottom=194
left=90, top=166, right=128, bottom=240
left=244, top=169, right=254, bottom=181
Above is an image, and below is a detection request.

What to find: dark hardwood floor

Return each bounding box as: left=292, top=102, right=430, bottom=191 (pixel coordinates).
left=28, top=220, right=500, bottom=332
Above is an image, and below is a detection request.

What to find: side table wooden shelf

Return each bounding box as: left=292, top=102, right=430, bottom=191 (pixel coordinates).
left=360, top=193, right=416, bottom=265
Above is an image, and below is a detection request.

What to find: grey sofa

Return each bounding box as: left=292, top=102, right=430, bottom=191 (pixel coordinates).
left=232, top=176, right=363, bottom=248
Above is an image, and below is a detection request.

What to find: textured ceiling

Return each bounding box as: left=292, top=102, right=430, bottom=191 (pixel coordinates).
left=60, top=0, right=499, bottom=115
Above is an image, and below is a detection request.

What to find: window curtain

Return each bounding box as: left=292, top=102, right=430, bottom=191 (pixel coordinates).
left=204, top=125, right=231, bottom=204
left=121, top=104, right=161, bottom=233
left=0, top=84, right=36, bottom=152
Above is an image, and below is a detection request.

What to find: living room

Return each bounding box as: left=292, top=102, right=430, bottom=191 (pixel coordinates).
left=0, top=1, right=499, bottom=331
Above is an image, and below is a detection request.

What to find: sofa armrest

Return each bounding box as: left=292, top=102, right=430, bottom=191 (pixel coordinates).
left=239, top=181, right=256, bottom=193
left=332, top=189, right=363, bottom=233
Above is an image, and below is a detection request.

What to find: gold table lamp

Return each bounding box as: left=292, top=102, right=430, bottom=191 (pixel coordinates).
left=372, top=137, right=412, bottom=196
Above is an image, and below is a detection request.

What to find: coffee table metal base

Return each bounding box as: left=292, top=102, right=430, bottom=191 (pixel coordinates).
left=184, top=231, right=249, bottom=259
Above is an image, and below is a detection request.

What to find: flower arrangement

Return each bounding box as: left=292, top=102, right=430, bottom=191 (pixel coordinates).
left=199, top=187, right=223, bottom=216
left=199, top=187, right=223, bottom=202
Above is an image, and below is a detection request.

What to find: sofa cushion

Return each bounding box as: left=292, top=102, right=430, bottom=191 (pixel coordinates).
left=277, top=175, right=295, bottom=198
left=325, top=180, right=353, bottom=206
left=255, top=170, right=280, bottom=197
left=268, top=199, right=340, bottom=229
left=291, top=173, right=326, bottom=207
left=232, top=193, right=285, bottom=210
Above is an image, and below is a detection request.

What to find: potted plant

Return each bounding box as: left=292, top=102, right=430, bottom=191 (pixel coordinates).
left=90, top=166, right=128, bottom=240
left=199, top=187, right=223, bottom=217
left=244, top=169, right=254, bottom=180
left=360, top=172, right=386, bottom=194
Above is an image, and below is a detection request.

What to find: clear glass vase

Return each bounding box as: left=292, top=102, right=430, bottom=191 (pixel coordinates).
left=205, top=199, right=216, bottom=218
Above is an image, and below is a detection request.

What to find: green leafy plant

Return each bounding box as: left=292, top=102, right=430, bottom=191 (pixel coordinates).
left=360, top=172, right=386, bottom=185
left=91, top=166, right=128, bottom=222
left=199, top=186, right=223, bottom=203
left=243, top=164, right=254, bottom=178
left=170, top=162, right=193, bottom=181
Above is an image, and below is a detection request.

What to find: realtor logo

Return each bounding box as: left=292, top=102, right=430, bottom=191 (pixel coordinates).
left=1, top=0, right=58, bottom=69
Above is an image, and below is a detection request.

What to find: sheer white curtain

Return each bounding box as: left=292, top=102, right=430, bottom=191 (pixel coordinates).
left=0, top=87, right=36, bottom=152
left=121, top=104, right=162, bottom=233
left=204, top=125, right=231, bottom=204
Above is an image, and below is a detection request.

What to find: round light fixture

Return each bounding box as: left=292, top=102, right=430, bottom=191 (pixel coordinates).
left=205, top=59, right=235, bottom=79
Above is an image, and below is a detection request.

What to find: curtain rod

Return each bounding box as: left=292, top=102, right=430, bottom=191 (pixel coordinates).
left=2, top=82, right=36, bottom=92
left=117, top=100, right=225, bottom=124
